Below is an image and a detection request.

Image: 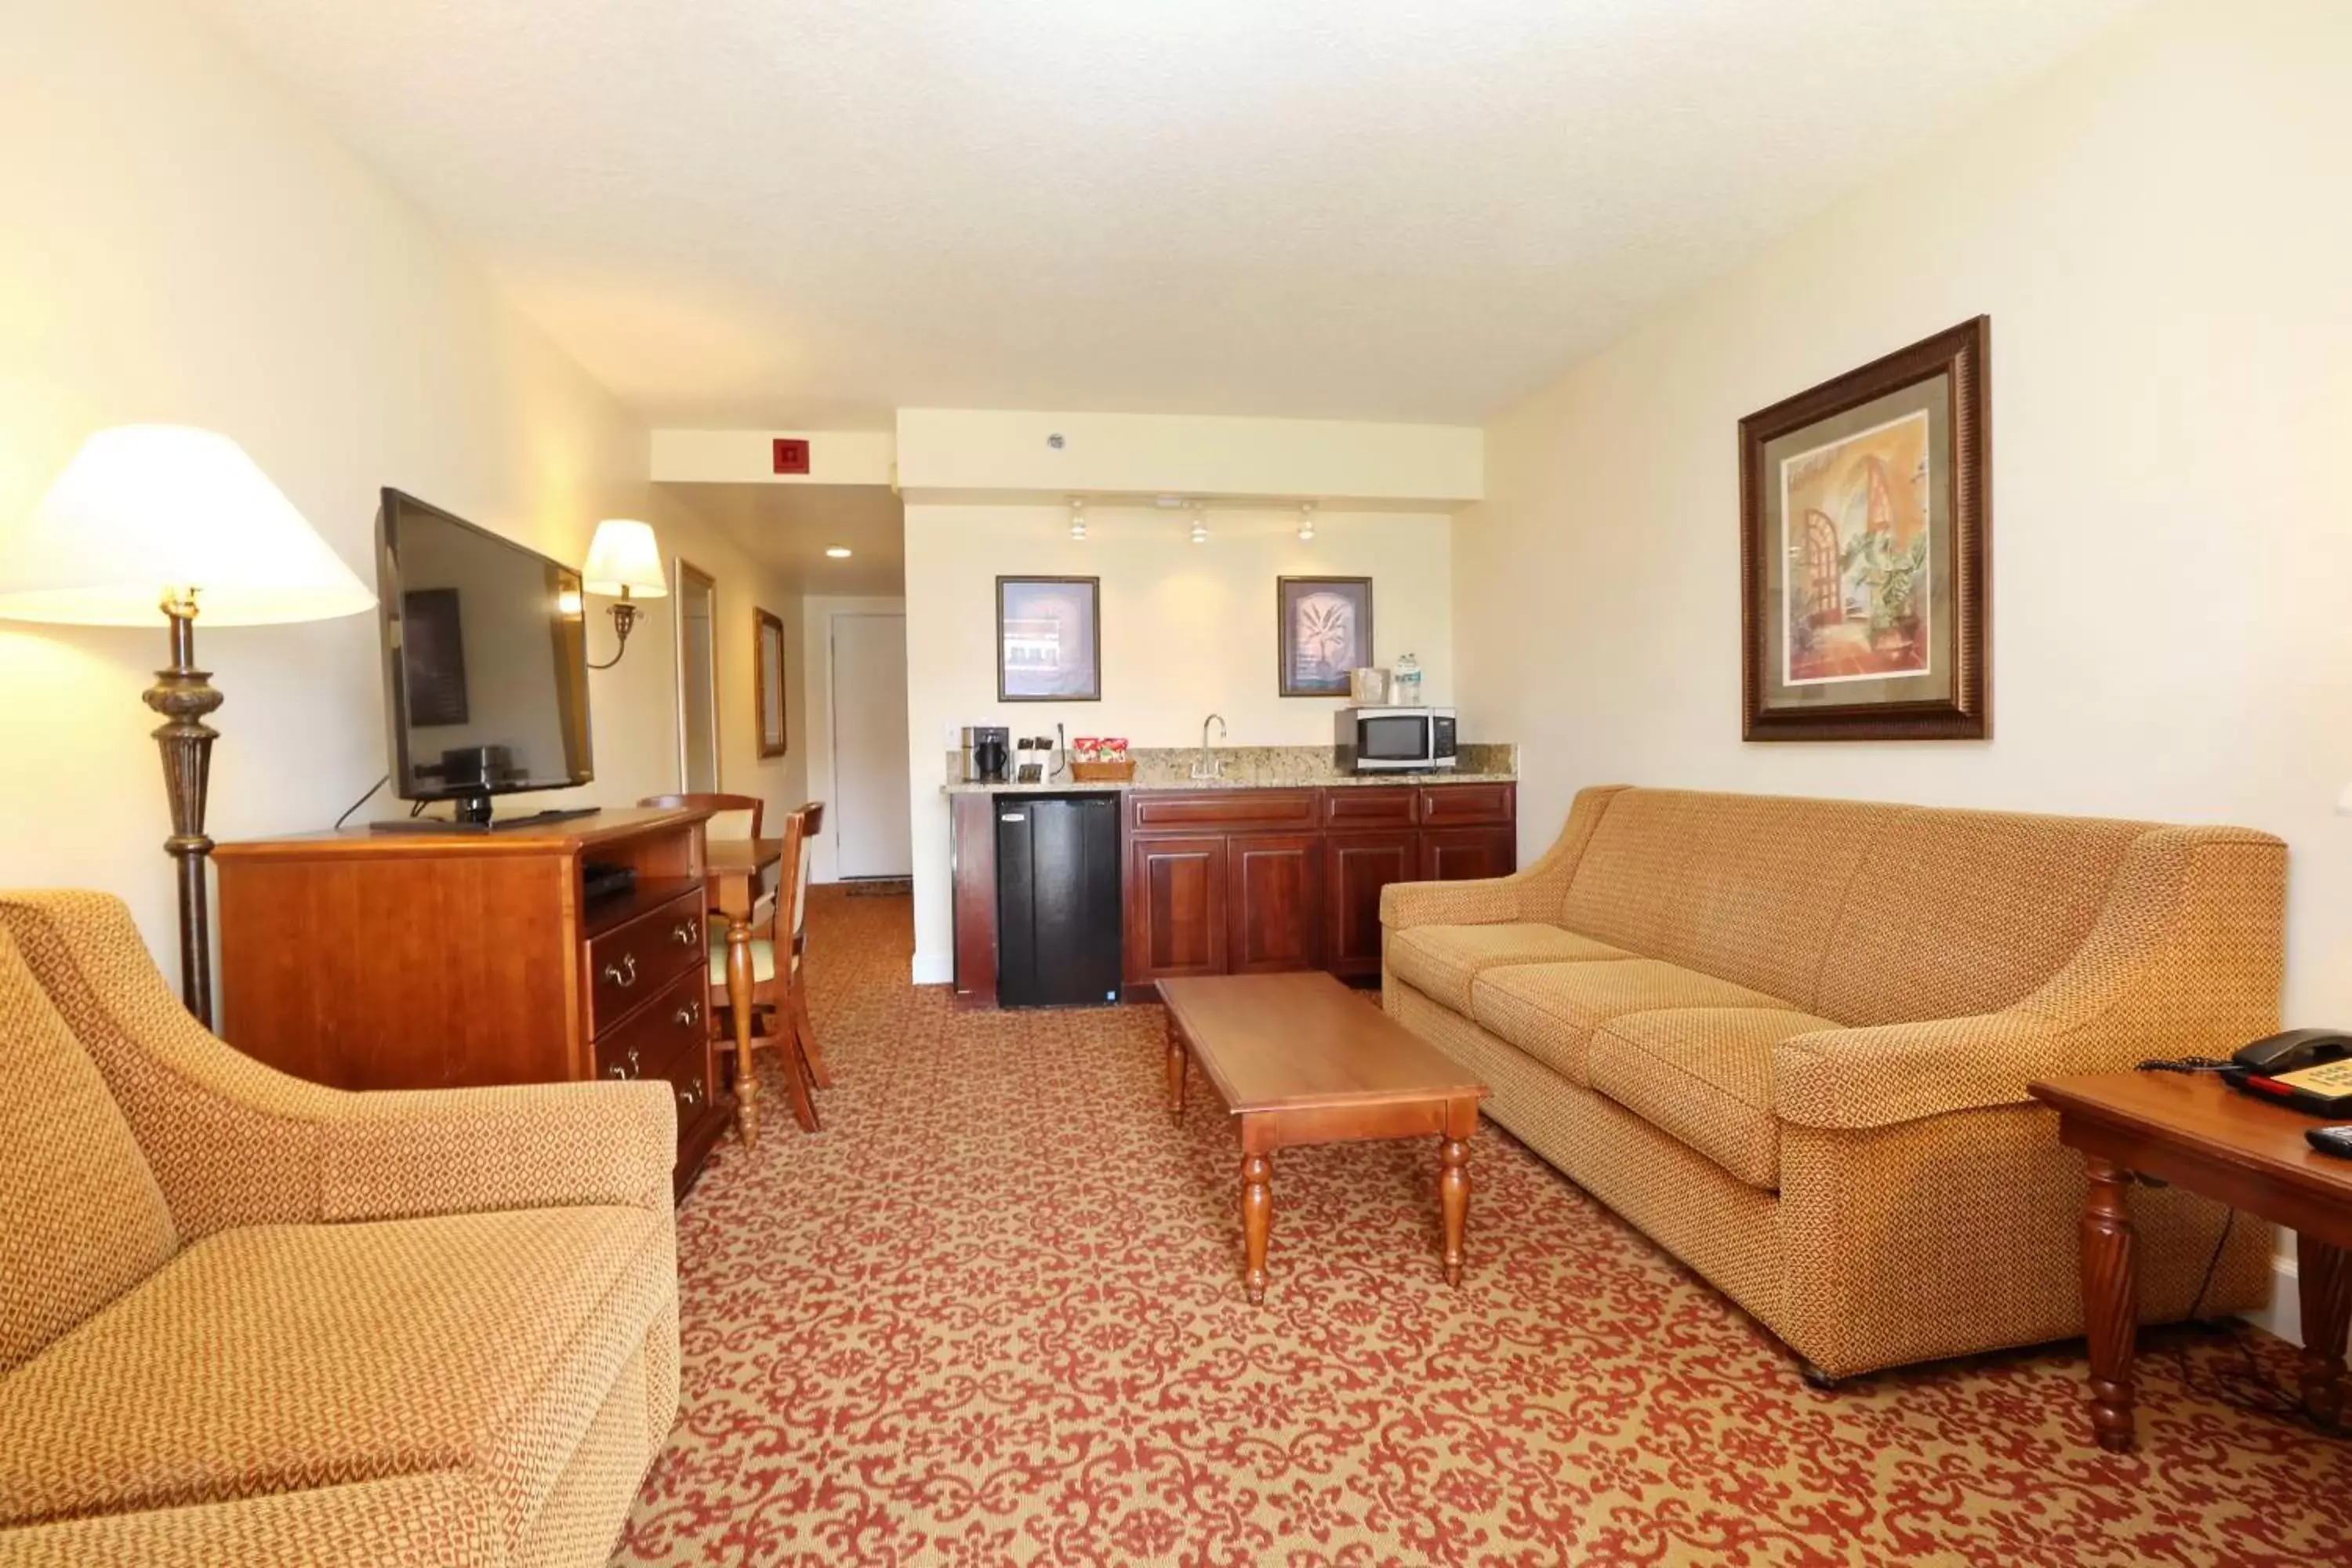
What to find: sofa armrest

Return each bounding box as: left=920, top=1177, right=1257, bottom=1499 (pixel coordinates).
left=1773, top=1014, right=2082, bottom=1131
left=1380, top=874, right=1523, bottom=931
left=1379, top=782, right=1632, bottom=932
left=0, top=890, right=676, bottom=1234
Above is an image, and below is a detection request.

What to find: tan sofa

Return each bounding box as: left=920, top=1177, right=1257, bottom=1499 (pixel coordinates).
left=1382, top=786, right=2285, bottom=1380
left=0, top=891, right=678, bottom=1568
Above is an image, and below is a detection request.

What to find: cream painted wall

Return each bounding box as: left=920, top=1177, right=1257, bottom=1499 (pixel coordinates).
left=902, top=503, right=1453, bottom=982
left=1456, top=0, right=2352, bottom=1330
left=801, top=594, right=910, bottom=884
left=0, top=0, right=803, bottom=983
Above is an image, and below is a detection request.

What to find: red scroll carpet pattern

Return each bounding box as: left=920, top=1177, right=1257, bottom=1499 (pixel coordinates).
left=616, top=888, right=2352, bottom=1566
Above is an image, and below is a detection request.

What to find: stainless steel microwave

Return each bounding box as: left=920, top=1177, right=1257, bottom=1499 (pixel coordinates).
left=1335, top=706, right=1457, bottom=772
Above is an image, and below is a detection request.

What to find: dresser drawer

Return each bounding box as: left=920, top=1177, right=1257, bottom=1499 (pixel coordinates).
left=594, top=967, right=708, bottom=1081
left=586, top=887, right=708, bottom=1037
left=1417, top=783, right=1515, bottom=827
left=1320, top=786, right=1417, bottom=828
left=1130, top=789, right=1319, bottom=833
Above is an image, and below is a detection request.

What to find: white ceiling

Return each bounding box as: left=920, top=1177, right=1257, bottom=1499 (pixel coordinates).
left=668, top=482, right=904, bottom=595
left=191, top=0, right=2145, bottom=428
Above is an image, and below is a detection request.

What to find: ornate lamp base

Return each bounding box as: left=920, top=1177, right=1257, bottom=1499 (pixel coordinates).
left=143, top=590, right=221, bottom=1029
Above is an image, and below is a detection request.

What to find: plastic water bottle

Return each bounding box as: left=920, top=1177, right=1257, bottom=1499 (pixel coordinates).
left=1392, top=652, right=1424, bottom=706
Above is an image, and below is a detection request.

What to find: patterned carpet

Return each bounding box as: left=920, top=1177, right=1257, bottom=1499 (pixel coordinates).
left=615, top=888, right=2352, bottom=1567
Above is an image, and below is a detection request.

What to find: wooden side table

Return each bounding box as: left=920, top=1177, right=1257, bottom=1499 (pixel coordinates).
left=2030, top=1072, right=2352, bottom=1451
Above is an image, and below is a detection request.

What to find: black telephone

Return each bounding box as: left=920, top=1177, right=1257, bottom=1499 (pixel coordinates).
left=2223, top=1029, right=2352, bottom=1115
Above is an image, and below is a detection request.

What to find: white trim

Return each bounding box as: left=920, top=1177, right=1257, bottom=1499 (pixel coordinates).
left=2242, top=1250, right=2301, bottom=1345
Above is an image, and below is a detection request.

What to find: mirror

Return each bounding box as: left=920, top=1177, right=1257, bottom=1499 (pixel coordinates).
left=675, top=559, right=720, bottom=791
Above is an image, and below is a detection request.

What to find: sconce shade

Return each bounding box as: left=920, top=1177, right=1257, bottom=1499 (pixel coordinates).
left=0, top=426, right=375, bottom=626
left=583, top=519, right=667, bottom=598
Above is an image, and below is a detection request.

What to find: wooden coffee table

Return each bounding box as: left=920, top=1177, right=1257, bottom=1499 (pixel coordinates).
left=1159, top=971, right=1488, bottom=1303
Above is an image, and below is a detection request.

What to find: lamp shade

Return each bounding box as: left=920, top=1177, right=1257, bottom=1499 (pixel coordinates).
left=583, top=519, right=666, bottom=598
left=0, top=426, right=375, bottom=626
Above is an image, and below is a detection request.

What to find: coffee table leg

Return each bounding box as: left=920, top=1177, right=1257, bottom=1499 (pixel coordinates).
left=2081, top=1157, right=2139, bottom=1452
left=1166, top=1018, right=1186, bottom=1120
left=2296, top=1234, right=2352, bottom=1426
left=1241, top=1152, right=1272, bottom=1304
left=1439, top=1137, right=1470, bottom=1287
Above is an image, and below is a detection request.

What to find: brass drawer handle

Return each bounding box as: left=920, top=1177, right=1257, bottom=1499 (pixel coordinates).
left=679, top=1078, right=704, bottom=1111
left=604, top=953, right=637, bottom=989
left=605, top=1063, right=628, bottom=1080
left=676, top=1000, right=702, bottom=1029
left=671, top=920, right=699, bottom=947
left=626, top=1047, right=642, bottom=1076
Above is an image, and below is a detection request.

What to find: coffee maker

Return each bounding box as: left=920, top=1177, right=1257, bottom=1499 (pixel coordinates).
left=959, top=725, right=1011, bottom=783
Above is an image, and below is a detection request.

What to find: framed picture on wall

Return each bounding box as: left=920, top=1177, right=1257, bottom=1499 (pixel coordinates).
left=1739, top=316, right=1991, bottom=741
left=997, top=576, right=1101, bottom=701
left=754, top=606, right=788, bottom=757
left=1277, top=576, right=1373, bottom=697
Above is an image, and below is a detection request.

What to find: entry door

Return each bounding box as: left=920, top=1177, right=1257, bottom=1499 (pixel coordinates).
left=829, top=613, right=913, bottom=879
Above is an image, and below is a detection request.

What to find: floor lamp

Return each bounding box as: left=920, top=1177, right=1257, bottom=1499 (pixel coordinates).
left=0, top=426, right=376, bottom=1028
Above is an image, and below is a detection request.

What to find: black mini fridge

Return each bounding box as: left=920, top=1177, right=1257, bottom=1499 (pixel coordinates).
left=995, top=793, right=1123, bottom=1007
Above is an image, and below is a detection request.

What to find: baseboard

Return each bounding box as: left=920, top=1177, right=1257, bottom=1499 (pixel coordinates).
left=2241, top=1251, right=2301, bottom=1345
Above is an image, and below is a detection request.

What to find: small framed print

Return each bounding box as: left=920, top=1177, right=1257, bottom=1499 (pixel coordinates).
left=1278, top=576, right=1372, bottom=697
left=997, top=576, right=1101, bottom=702
left=1739, top=317, right=1991, bottom=741
left=754, top=607, right=788, bottom=757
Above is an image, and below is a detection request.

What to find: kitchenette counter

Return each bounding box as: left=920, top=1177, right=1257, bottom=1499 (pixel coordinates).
left=939, top=741, right=1516, bottom=795
left=942, top=770, right=1515, bottom=795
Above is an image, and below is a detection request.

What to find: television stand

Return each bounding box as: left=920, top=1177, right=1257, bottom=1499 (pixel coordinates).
left=366, top=793, right=602, bottom=834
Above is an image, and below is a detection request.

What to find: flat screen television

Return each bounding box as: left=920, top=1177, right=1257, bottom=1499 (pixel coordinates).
left=377, top=488, right=593, bottom=824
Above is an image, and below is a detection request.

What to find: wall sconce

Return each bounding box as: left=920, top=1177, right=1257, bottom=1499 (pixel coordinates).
left=1189, top=500, right=1210, bottom=546
left=1069, top=496, right=1087, bottom=541
left=1297, top=500, right=1317, bottom=542
left=583, top=518, right=666, bottom=669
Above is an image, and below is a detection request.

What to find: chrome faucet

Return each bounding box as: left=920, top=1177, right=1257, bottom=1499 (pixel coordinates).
left=1192, top=713, right=1227, bottom=780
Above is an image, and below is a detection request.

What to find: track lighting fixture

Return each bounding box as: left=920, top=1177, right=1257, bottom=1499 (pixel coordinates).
left=1189, top=501, right=1209, bottom=546
left=1068, top=496, right=1087, bottom=541
left=1298, top=500, right=1317, bottom=542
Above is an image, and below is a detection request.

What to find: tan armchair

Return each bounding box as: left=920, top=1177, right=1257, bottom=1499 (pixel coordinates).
left=0, top=891, right=679, bottom=1567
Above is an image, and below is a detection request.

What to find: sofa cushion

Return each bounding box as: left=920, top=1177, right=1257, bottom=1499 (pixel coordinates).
left=1468, top=960, right=1794, bottom=1087
left=0, top=1204, right=672, bottom=1546
left=1388, top=924, right=1628, bottom=1011
left=0, top=927, right=178, bottom=1373
left=1587, top=1007, right=1842, bottom=1189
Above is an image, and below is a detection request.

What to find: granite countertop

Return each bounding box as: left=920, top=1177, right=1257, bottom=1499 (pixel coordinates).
left=942, top=770, right=1517, bottom=796
left=939, top=742, right=1516, bottom=796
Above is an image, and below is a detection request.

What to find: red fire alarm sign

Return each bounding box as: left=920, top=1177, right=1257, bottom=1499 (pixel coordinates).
left=772, top=438, right=810, bottom=475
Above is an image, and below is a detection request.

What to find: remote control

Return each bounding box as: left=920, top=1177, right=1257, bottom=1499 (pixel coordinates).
left=2307, top=1126, right=2352, bottom=1160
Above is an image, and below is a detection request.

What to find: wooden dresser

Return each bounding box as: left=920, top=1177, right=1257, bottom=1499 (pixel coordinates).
left=212, top=808, right=729, bottom=1196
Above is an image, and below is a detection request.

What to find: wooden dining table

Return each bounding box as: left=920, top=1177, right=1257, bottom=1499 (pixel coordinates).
left=704, top=837, right=818, bottom=1145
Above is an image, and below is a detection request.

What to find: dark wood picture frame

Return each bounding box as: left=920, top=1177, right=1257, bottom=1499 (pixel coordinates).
left=754, top=606, right=788, bottom=758
left=996, top=575, right=1102, bottom=702
left=1276, top=576, right=1374, bottom=698
left=1739, top=316, right=1991, bottom=741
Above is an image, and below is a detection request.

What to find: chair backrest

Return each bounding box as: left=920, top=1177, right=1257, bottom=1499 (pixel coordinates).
left=0, top=920, right=179, bottom=1370
left=640, top=792, right=763, bottom=840
left=784, top=802, right=824, bottom=945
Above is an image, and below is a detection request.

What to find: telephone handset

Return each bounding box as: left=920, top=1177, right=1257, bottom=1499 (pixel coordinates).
left=2224, top=1029, right=2352, bottom=1115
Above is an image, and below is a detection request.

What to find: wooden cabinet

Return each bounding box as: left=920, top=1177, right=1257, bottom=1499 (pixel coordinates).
left=1421, top=826, right=1518, bottom=883
left=213, top=808, right=730, bottom=1197
left=1325, top=831, right=1419, bottom=980
left=1226, top=833, right=1323, bottom=974
left=1116, top=782, right=1515, bottom=1000
left=1125, top=834, right=1229, bottom=982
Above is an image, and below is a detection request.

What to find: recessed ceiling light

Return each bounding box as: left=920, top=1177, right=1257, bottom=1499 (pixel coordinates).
left=824, top=546, right=853, bottom=558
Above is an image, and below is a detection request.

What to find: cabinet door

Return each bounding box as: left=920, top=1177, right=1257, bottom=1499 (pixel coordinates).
left=1225, top=833, right=1323, bottom=975
left=1125, top=836, right=1229, bottom=985
left=1419, top=826, right=1518, bottom=883
left=1325, top=830, right=1418, bottom=981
